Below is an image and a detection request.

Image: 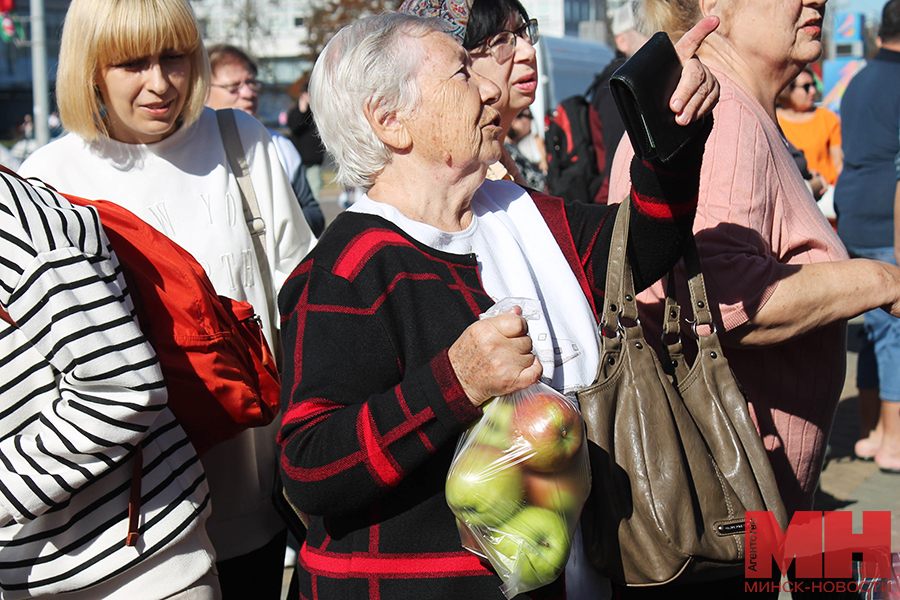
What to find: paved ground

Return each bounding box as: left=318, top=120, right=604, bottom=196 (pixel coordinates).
left=815, top=319, right=900, bottom=551
left=282, top=192, right=900, bottom=598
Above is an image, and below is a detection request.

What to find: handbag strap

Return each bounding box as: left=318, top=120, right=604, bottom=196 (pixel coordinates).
left=215, top=109, right=279, bottom=342
left=601, top=196, right=640, bottom=333
left=662, top=236, right=713, bottom=381
left=681, top=236, right=716, bottom=332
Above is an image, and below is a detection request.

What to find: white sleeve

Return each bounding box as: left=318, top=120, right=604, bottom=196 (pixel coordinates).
left=0, top=174, right=168, bottom=526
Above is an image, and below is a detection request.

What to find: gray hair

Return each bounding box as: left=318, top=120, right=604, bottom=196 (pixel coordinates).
left=309, top=12, right=450, bottom=189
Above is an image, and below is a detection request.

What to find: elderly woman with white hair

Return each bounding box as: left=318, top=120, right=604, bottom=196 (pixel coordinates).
left=277, top=11, right=719, bottom=600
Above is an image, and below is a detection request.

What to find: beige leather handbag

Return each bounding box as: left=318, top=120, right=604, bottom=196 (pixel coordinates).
left=576, top=197, right=787, bottom=586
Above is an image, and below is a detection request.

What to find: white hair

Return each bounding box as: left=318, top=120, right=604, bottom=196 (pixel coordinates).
left=309, top=12, right=449, bottom=189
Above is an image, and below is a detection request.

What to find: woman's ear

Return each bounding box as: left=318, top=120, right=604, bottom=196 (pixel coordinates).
left=699, top=0, right=718, bottom=18
left=364, top=100, right=412, bottom=151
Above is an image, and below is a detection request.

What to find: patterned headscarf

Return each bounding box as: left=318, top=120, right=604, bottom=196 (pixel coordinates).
left=398, top=0, right=472, bottom=44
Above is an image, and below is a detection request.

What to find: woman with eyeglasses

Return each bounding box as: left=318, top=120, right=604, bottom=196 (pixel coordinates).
left=19, top=0, right=317, bottom=598
left=402, top=0, right=542, bottom=187
left=776, top=67, right=843, bottom=198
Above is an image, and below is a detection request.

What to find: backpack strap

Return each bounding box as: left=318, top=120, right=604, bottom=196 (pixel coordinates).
left=125, top=443, right=143, bottom=546
left=216, top=109, right=281, bottom=366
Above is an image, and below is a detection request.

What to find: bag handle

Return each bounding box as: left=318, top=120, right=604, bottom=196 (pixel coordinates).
left=216, top=109, right=282, bottom=367
left=600, top=196, right=640, bottom=332
left=661, top=236, right=714, bottom=381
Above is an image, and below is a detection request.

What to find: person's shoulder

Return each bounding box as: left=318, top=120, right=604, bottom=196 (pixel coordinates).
left=310, top=211, right=440, bottom=279
left=19, top=134, right=85, bottom=174
left=232, top=107, right=269, bottom=135
left=209, top=107, right=270, bottom=144
left=707, top=73, right=778, bottom=152
left=268, top=128, right=301, bottom=160
left=0, top=171, right=102, bottom=256
left=815, top=107, right=840, bottom=124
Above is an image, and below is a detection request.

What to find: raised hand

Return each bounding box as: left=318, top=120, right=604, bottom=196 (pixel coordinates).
left=670, top=15, right=720, bottom=125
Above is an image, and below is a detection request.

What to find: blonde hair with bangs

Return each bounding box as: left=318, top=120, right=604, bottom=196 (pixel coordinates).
left=57, top=0, right=210, bottom=141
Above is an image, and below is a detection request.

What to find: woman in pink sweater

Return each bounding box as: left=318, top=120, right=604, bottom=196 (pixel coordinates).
left=611, top=0, right=900, bottom=524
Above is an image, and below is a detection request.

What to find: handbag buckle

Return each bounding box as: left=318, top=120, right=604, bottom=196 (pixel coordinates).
left=617, top=313, right=641, bottom=330
left=691, top=319, right=718, bottom=338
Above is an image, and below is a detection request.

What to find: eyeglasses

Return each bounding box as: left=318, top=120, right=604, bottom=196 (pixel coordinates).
left=473, top=18, right=540, bottom=64
left=791, top=82, right=816, bottom=94
left=211, top=79, right=261, bottom=94
left=516, top=111, right=533, bottom=120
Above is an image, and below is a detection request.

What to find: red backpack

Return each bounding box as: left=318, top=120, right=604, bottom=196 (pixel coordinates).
left=63, top=194, right=281, bottom=458
left=545, top=93, right=608, bottom=204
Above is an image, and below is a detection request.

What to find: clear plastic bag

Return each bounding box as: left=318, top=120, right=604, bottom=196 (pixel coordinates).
left=446, top=380, right=592, bottom=598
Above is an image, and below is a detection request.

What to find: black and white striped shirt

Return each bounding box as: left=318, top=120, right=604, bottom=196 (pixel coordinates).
left=0, top=172, right=214, bottom=599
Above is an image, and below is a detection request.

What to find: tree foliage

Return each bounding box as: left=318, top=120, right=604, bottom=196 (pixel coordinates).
left=302, top=0, right=402, bottom=63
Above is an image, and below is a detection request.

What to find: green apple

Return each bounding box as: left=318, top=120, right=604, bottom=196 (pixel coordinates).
left=446, top=444, right=525, bottom=527
left=486, top=506, right=571, bottom=588
left=477, top=398, right=515, bottom=449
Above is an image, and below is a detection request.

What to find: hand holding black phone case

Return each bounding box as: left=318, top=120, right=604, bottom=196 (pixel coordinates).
left=609, top=31, right=706, bottom=163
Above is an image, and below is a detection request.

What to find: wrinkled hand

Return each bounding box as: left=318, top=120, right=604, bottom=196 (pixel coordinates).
left=670, top=16, right=720, bottom=126
left=449, top=306, right=543, bottom=407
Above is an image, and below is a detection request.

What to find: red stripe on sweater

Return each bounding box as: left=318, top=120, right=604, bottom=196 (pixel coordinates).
left=431, top=351, right=481, bottom=424
left=333, top=230, right=417, bottom=280
left=281, top=447, right=368, bottom=482
left=281, top=405, right=435, bottom=482
left=630, top=188, right=694, bottom=221
left=358, top=404, right=403, bottom=487
left=309, top=272, right=446, bottom=316
left=298, top=544, right=492, bottom=578
left=396, top=386, right=435, bottom=452
left=282, top=398, right=343, bottom=426
left=288, top=270, right=313, bottom=412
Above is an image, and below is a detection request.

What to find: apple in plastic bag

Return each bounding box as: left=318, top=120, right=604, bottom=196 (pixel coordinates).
left=478, top=398, right=515, bottom=449
left=446, top=444, right=524, bottom=527
left=511, top=391, right=584, bottom=472
left=524, top=461, right=588, bottom=516
left=487, top=506, right=571, bottom=588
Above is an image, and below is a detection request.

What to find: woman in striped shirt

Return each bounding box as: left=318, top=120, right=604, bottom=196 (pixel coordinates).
left=0, top=169, right=217, bottom=599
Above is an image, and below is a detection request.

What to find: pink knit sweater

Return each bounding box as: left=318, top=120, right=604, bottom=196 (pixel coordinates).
left=609, top=68, right=849, bottom=515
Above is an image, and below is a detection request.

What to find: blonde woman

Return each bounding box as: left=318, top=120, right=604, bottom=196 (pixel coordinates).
left=19, top=0, right=316, bottom=597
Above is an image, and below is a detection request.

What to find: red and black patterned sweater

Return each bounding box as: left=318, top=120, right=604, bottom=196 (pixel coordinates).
left=277, top=144, right=706, bottom=600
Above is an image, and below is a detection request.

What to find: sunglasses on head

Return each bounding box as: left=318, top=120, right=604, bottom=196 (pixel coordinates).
left=472, top=18, right=539, bottom=64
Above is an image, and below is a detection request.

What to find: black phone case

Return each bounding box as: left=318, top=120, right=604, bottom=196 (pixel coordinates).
left=609, top=31, right=706, bottom=163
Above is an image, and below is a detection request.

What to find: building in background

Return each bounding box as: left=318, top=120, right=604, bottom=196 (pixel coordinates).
left=191, top=0, right=313, bottom=86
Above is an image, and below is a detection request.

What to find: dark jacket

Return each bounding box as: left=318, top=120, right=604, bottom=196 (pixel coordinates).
left=287, top=106, right=326, bottom=167
left=277, top=139, right=707, bottom=599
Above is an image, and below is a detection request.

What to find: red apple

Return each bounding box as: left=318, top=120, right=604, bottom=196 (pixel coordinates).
left=510, top=392, right=584, bottom=472
left=524, top=459, right=590, bottom=517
